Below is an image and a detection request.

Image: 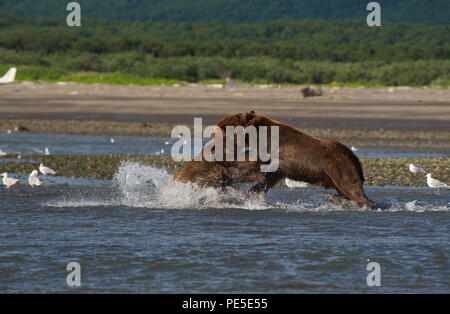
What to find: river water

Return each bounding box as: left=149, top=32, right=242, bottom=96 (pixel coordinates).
left=0, top=133, right=448, bottom=158
left=0, top=160, right=448, bottom=293
left=1, top=132, right=449, bottom=293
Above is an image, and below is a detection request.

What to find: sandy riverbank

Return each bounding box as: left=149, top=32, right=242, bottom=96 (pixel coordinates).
left=1, top=82, right=449, bottom=123
left=1, top=82, right=449, bottom=153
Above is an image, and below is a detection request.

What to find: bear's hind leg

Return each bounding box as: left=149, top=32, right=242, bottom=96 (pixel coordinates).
left=328, top=176, right=374, bottom=208
left=336, top=189, right=350, bottom=199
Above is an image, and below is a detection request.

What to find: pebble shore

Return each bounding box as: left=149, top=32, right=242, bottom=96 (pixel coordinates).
left=1, top=155, right=448, bottom=187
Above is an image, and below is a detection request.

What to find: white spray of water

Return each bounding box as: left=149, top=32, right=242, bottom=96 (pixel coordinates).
left=111, top=162, right=449, bottom=212
left=386, top=200, right=449, bottom=213
left=47, top=161, right=449, bottom=212
left=113, top=162, right=267, bottom=210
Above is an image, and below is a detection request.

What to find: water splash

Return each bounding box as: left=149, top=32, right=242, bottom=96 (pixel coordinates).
left=46, top=162, right=449, bottom=212
left=113, top=162, right=267, bottom=210
left=111, top=162, right=449, bottom=212
left=385, top=200, right=449, bottom=213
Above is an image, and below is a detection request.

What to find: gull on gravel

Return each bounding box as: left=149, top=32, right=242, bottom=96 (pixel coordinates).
left=285, top=178, right=309, bottom=189
left=426, top=174, right=449, bottom=192
left=0, top=149, right=7, bottom=156
left=39, top=164, right=56, bottom=176
left=409, top=164, right=425, bottom=174
left=28, top=170, right=42, bottom=187
left=1, top=173, right=19, bottom=188
left=44, top=148, right=51, bottom=156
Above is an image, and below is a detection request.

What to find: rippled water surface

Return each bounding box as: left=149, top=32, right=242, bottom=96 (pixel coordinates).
left=0, top=133, right=447, bottom=158
left=0, top=162, right=448, bottom=293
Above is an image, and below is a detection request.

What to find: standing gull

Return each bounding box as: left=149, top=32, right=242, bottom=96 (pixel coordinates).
left=409, top=164, right=425, bottom=175
left=426, top=174, right=449, bottom=192
left=28, top=170, right=42, bottom=187
left=1, top=173, right=19, bottom=188
left=39, top=164, right=56, bottom=176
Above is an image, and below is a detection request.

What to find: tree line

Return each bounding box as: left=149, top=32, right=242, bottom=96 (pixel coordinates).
left=0, top=15, right=448, bottom=86
left=0, top=33, right=448, bottom=62
left=1, top=0, right=449, bottom=24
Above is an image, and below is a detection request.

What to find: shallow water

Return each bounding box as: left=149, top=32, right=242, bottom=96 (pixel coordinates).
left=0, top=133, right=176, bottom=156
left=0, top=162, right=448, bottom=293
left=0, top=133, right=447, bottom=158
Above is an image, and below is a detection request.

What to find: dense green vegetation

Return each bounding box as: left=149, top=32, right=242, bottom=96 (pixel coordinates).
left=0, top=0, right=449, bottom=24
left=1, top=15, right=449, bottom=45
left=1, top=54, right=448, bottom=87
left=0, top=16, right=449, bottom=86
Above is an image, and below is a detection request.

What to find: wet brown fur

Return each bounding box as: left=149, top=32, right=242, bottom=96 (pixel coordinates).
left=174, top=112, right=262, bottom=188
left=244, top=114, right=373, bottom=208
left=174, top=112, right=374, bottom=208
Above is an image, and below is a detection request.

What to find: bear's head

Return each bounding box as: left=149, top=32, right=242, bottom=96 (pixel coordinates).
left=212, top=111, right=257, bottom=139
left=216, top=111, right=256, bottom=133
left=244, top=114, right=279, bottom=128
left=211, top=111, right=257, bottom=158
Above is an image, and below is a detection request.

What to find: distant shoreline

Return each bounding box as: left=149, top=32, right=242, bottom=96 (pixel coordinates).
left=1, top=81, right=449, bottom=154
left=1, top=81, right=449, bottom=120
left=8, top=78, right=450, bottom=89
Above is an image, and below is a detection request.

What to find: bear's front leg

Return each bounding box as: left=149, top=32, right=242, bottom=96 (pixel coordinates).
left=249, top=172, right=281, bottom=194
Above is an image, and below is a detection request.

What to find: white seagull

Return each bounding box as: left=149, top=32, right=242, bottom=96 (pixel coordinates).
left=39, top=164, right=56, bottom=176
left=44, top=148, right=51, bottom=156
left=350, top=146, right=359, bottom=152
left=0, top=149, right=7, bottom=156
left=28, top=170, right=42, bottom=187
left=1, top=173, right=19, bottom=188
left=426, top=174, right=449, bottom=192
left=285, top=178, right=309, bottom=189
left=409, top=164, right=425, bottom=175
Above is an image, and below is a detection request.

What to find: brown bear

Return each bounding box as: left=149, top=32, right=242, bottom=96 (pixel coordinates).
left=174, top=112, right=263, bottom=188
left=241, top=113, right=374, bottom=208
left=174, top=160, right=233, bottom=188
left=174, top=111, right=374, bottom=208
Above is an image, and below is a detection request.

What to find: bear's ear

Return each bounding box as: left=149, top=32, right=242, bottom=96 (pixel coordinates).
left=244, top=111, right=256, bottom=124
